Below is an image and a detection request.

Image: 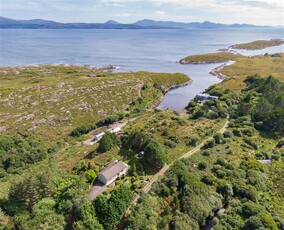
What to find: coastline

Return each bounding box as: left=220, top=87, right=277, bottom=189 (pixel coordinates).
left=155, top=79, right=193, bottom=110
left=209, top=61, right=235, bottom=80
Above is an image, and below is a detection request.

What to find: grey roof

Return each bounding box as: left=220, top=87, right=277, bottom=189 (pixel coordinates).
left=98, top=161, right=129, bottom=181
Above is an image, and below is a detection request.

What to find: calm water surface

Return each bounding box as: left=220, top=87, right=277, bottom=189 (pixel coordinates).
left=1, top=28, right=283, bottom=110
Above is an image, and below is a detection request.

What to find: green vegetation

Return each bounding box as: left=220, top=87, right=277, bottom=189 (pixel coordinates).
left=0, top=133, right=48, bottom=176
left=98, top=131, right=119, bottom=153
left=94, top=186, right=133, bottom=230
left=231, top=39, right=284, bottom=50
left=1, top=52, right=284, bottom=230
left=0, top=65, right=189, bottom=142
left=220, top=53, right=284, bottom=91
left=125, top=75, right=284, bottom=229
left=180, top=52, right=242, bottom=64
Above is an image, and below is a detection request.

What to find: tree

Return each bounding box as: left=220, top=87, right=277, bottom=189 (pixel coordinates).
left=73, top=203, right=103, bottom=230
left=198, top=162, right=207, bottom=170
left=186, top=136, right=200, bottom=147
left=203, top=139, right=215, bottom=149
left=170, top=211, right=199, bottom=230
left=0, top=208, right=9, bottom=228
left=85, top=169, right=96, bottom=183
left=7, top=172, right=54, bottom=212
left=97, top=132, right=118, bottom=153
left=94, top=186, right=133, bottom=230
left=244, top=216, right=264, bottom=230
left=213, top=133, right=224, bottom=144
left=123, top=131, right=151, bottom=151
left=142, top=141, right=167, bottom=172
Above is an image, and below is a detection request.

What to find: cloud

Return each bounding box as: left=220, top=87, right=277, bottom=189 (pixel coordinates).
left=155, top=10, right=165, bottom=15
left=115, top=13, right=130, bottom=16
left=1, top=0, right=283, bottom=25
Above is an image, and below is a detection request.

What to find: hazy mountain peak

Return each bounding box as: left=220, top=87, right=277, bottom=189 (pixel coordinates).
left=105, top=20, right=120, bottom=25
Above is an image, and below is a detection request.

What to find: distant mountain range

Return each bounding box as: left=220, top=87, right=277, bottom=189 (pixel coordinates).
left=0, top=17, right=269, bottom=29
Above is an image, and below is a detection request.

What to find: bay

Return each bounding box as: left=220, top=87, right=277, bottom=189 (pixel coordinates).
left=0, top=28, right=283, bottom=110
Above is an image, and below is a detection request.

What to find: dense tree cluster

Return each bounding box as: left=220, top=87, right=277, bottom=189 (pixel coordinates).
left=97, top=131, right=119, bottom=153
left=0, top=133, right=48, bottom=175
left=94, top=185, right=133, bottom=230
left=0, top=172, right=105, bottom=229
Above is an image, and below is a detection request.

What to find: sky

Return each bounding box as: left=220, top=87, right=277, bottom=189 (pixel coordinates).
left=1, top=0, right=283, bottom=26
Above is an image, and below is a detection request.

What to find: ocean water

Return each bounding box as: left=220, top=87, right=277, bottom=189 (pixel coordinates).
left=1, top=28, right=283, bottom=110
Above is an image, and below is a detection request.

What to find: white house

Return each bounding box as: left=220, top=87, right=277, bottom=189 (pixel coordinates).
left=110, top=126, right=121, bottom=133
left=97, top=160, right=130, bottom=185
left=94, top=132, right=105, bottom=141
left=195, top=93, right=219, bottom=102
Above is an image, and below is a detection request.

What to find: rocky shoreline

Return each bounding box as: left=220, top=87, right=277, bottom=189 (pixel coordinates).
left=209, top=63, right=229, bottom=80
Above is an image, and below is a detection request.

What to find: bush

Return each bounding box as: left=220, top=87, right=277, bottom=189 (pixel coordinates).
left=215, top=158, right=226, bottom=166
left=244, top=216, right=264, bottom=230
left=223, top=130, right=233, bottom=138
left=186, top=136, right=200, bottom=147
left=96, top=114, right=124, bottom=127
left=85, top=169, right=96, bottom=183
left=203, top=139, right=215, bottom=149
left=213, top=133, right=224, bottom=144
left=162, top=130, right=169, bottom=136
left=232, top=129, right=242, bottom=137
left=244, top=137, right=258, bottom=150
left=164, top=140, right=176, bottom=149
left=202, top=150, right=210, bottom=156
left=215, top=169, right=226, bottom=179
left=201, top=174, right=216, bottom=185
left=70, top=124, right=96, bottom=137
left=198, top=162, right=207, bottom=170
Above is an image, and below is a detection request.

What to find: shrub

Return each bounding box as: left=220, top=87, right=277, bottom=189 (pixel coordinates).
left=164, top=140, right=176, bottom=149
left=201, top=174, right=216, bottom=185
left=70, top=124, right=96, bottom=137
left=232, top=129, right=242, bottom=137
left=223, top=130, right=233, bottom=138
left=198, top=162, right=207, bottom=170
left=186, top=136, right=200, bottom=147
left=203, top=139, right=215, bottom=149
left=202, top=150, right=210, bottom=156
left=215, top=158, right=226, bottom=166
left=213, top=133, right=224, bottom=144
left=215, top=169, right=226, bottom=179
left=162, top=130, right=169, bottom=136
left=85, top=169, right=96, bottom=183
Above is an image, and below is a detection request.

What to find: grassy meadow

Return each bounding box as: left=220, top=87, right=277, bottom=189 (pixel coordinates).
left=220, top=53, right=284, bottom=91
left=0, top=65, right=189, bottom=143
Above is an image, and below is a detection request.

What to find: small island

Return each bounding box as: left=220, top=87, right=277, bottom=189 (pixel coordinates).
left=179, top=52, right=242, bottom=64
left=230, top=39, right=284, bottom=50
